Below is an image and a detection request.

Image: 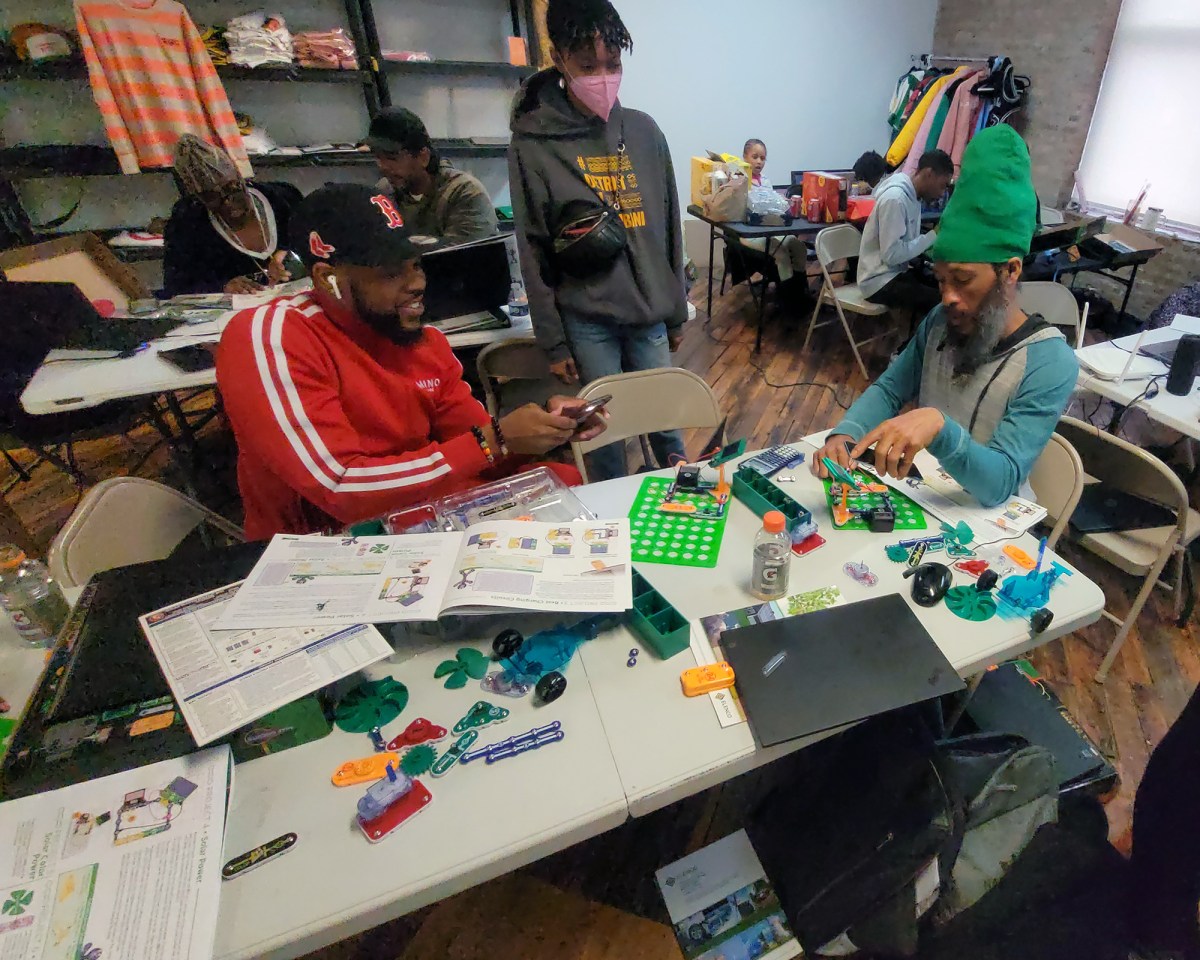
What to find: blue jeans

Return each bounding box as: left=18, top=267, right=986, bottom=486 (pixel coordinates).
left=563, top=317, right=686, bottom=481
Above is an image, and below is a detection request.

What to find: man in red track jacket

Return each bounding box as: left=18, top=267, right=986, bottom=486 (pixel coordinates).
left=217, top=184, right=605, bottom=539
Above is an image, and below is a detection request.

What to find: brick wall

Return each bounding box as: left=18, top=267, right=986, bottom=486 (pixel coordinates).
left=933, top=0, right=1200, bottom=321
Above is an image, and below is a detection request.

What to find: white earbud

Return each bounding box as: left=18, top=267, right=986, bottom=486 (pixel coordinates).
left=329, top=275, right=342, bottom=300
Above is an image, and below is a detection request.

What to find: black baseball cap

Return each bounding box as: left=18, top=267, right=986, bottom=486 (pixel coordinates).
left=291, top=184, right=433, bottom=269
left=362, top=107, right=431, bottom=155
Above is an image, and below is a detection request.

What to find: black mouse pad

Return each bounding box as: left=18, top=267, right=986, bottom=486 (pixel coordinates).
left=722, top=593, right=965, bottom=747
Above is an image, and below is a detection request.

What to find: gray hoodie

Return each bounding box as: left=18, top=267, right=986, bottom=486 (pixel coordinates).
left=508, top=69, right=686, bottom=363
left=856, top=171, right=936, bottom=298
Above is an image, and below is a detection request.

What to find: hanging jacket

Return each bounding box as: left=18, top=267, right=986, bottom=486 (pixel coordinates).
left=937, top=71, right=987, bottom=174
left=924, top=72, right=971, bottom=152
left=888, top=69, right=925, bottom=134
left=887, top=71, right=959, bottom=168
left=74, top=0, right=251, bottom=176
left=898, top=66, right=972, bottom=175
left=508, top=68, right=686, bottom=364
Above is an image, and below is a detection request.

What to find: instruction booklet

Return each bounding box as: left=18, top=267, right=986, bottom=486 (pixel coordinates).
left=213, top=520, right=633, bottom=631
left=139, top=584, right=394, bottom=746
left=0, top=746, right=230, bottom=960
left=656, top=829, right=801, bottom=960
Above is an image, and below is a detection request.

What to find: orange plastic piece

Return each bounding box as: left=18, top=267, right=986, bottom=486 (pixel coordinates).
left=332, top=752, right=400, bottom=787
left=659, top=501, right=698, bottom=514
left=1003, top=545, right=1036, bottom=570
left=681, top=662, right=736, bottom=697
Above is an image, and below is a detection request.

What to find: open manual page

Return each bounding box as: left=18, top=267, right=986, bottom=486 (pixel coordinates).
left=139, top=584, right=394, bottom=745
left=214, top=519, right=633, bottom=631
left=0, top=746, right=230, bottom=960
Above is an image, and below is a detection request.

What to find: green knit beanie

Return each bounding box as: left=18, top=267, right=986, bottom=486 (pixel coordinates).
left=930, top=125, right=1036, bottom=263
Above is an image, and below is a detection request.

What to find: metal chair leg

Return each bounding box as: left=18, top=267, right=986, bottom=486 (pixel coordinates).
left=801, top=286, right=825, bottom=352
left=1096, top=542, right=1178, bottom=682
left=835, top=300, right=871, bottom=380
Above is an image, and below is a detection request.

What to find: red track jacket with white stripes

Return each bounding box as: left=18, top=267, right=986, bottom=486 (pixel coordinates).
left=217, top=291, right=496, bottom=539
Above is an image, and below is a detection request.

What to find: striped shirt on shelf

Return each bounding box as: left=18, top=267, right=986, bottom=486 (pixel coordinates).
left=74, top=0, right=252, bottom=176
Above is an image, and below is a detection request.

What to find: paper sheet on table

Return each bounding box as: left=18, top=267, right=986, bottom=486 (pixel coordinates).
left=0, top=746, right=230, bottom=960
left=690, top=587, right=845, bottom=727
left=230, top=277, right=313, bottom=310
left=860, top=450, right=1047, bottom=536
left=139, top=583, right=392, bottom=745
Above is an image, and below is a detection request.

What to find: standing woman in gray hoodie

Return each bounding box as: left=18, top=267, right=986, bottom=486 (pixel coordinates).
left=509, top=0, right=688, bottom=480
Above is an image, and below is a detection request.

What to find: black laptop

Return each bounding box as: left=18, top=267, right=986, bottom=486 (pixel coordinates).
left=0, top=281, right=178, bottom=376
left=420, top=237, right=512, bottom=326
left=1070, top=482, right=1176, bottom=534
left=722, top=594, right=965, bottom=748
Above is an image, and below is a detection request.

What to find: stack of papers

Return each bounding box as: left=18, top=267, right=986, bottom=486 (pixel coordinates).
left=0, top=747, right=231, bottom=960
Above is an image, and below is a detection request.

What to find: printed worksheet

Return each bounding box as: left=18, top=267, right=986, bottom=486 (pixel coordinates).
left=139, top=584, right=393, bottom=745
left=212, top=520, right=633, bottom=631
left=0, top=747, right=230, bottom=960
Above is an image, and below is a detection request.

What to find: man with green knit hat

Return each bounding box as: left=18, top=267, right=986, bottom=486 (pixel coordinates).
left=814, top=125, right=1077, bottom=507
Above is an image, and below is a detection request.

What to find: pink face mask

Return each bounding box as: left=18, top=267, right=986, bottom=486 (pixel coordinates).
left=568, top=71, right=622, bottom=122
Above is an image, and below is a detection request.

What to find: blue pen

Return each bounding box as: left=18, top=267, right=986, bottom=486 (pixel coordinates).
left=1034, top=537, right=1047, bottom=574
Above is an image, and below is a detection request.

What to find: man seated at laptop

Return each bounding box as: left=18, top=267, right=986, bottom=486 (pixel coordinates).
left=364, top=107, right=498, bottom=247
left=814, top=126, right=1078, bottom=508
left=217, top=184, right=604, bottom=540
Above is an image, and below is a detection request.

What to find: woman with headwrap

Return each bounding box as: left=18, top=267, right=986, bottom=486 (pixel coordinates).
left=162, top=134, right=303, bottom=297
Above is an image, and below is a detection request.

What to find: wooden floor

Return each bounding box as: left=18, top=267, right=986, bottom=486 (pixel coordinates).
left=3, top=279, right=1196, bottom=958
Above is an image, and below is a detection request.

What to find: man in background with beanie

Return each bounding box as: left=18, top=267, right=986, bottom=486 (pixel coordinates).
left=509, top=0, right=687, bottom=480
left=364, top=107, right=498, bottom=246
left=814, top=126, right=1077, bottom=507
left=217, top=184, right=603, bottom=539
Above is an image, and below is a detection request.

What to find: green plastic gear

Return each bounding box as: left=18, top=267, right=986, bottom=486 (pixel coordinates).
left=334, top=677, right=409, bottom=733
left=886, top=544, right=909, bottom=562
left=945, top=585, right=996, bottom=622
left=399, top=744, right=436, bottom=777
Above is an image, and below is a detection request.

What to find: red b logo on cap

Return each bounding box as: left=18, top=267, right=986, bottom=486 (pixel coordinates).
left=370, top=194, right=404, bottom=229
left=309, top=231, right=335, bottom=259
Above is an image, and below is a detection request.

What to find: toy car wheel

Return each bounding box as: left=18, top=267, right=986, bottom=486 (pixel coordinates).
left=976, top=569, right=999, bottom=592
left=536, top=671, right=567, bottom=704
left=492, top=628, right=524, bottom=659
left=1031, top=608, right=1053, bottom=634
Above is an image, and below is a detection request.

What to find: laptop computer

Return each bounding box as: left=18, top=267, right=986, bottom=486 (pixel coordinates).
left=1070, top=482, right=1176, bottom=534
left=1138, top=335, right=1182, bottom=365
left=1, top=281, right=178, bottom=375
left=420, top=237, right=513, bottom=329
left=721, top=594, right=965, bottom=748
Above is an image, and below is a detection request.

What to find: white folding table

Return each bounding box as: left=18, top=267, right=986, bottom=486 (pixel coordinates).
left=0, top=449, right=1106, bottom=959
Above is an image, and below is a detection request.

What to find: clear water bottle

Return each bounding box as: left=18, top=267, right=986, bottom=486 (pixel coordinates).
left=750, top=511, right=791, bottom=601
left=0, top=544, right=69, bottom=648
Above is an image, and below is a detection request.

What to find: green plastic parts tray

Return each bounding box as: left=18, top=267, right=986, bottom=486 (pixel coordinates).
left=625, top=568, right=690, bottom=659
left=731, top=466, right=813, bottom=537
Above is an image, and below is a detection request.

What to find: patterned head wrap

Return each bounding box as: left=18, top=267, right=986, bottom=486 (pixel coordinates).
left=173, top=133, right=242, bottom=197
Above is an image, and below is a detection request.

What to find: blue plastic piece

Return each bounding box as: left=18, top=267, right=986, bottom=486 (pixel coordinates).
left=498, top=614, right=619, bottom=684
left=357, top=765, right=412, bottom=821
left=995, top=561, right=1072, bottom=620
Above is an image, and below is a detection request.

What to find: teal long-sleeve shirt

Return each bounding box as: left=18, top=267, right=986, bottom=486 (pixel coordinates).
left=830, top=313, right=1078, bottom=507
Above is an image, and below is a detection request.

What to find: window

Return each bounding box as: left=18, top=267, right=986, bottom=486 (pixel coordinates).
left=1078, top=0, right=1200, bottom=235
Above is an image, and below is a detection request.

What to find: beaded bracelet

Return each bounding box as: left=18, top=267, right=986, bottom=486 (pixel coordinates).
left=490, top=416, right=510, bottom=457
left=470, top=425, right=496, bottom=464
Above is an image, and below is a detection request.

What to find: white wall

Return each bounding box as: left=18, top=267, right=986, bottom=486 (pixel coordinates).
left=617, top=0, right=938, bottom=210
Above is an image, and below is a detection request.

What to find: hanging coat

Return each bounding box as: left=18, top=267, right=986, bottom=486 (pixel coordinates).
left=937, top=70, right=987, bottom=174
left=886, top=69, right=963, bottom=168
left=896, top=66, right=971, bottom=173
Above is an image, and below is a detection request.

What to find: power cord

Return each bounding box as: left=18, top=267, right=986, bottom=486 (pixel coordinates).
left=1110, top=374, right=1164, bottom=434
left=748, top=354, right=851, bottom=409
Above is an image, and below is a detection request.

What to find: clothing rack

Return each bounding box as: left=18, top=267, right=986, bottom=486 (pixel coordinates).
left=911, top=54, right=996, bottom=67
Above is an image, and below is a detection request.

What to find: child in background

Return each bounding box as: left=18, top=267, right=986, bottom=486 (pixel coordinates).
left=743, top=138, right=768, bottom=187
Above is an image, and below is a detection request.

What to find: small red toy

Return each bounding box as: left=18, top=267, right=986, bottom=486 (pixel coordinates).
left=954, top=559, right=990, bottom=579
left=386, top=718, right=447, bottom=751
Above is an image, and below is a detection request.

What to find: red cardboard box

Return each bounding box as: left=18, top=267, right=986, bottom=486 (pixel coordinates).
left=801, top=172, right=847, bottom=224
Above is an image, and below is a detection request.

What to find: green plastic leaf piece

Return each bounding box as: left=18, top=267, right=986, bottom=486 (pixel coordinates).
left=434, top=660, right=458, bottom=679
left=399, top=744, right=437, bottom=777
left=444, top=671, right=468, bottom=690
left=459, top=648, right=489, bottom=680
left=334, top=678, right=409, bottom=733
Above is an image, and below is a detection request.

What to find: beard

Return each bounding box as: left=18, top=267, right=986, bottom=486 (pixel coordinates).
left=351, top=289, right=425, bottom=346
left=945, top=276, right=1011, bottom=380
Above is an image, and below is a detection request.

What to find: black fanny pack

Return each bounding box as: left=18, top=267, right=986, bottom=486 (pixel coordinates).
left=552, top=197, right=627, bottom=278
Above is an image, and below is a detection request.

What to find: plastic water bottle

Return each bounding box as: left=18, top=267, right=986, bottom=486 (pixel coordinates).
left=0, top=545, right=69, bottom=648
left=750, top=511, right=791, bottom=601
